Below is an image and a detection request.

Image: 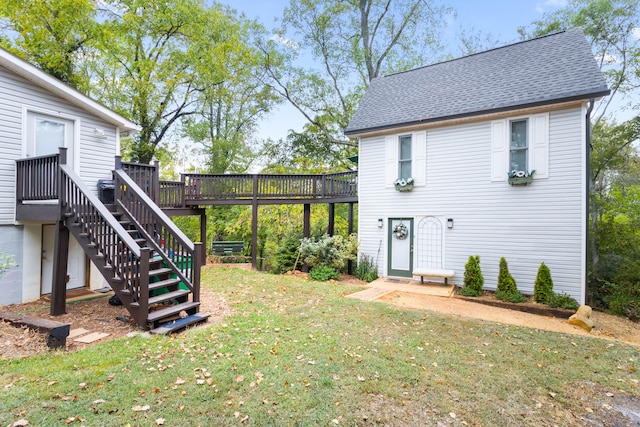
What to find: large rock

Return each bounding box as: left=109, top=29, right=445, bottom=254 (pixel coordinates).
left=568, top=305, right=594, bottom=332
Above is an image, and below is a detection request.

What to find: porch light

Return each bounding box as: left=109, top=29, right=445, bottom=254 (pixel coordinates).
left=378, top=218, right=384, bottom=228
left=447, top=218, right=454, bottom=229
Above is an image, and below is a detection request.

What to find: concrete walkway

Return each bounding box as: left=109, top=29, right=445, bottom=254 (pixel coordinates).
left=346, top=277, right=455, bottom=301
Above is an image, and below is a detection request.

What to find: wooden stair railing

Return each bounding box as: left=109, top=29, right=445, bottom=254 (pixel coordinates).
left=114, top=169, right=203, bottom=308
left=58, top=164, right=151, bottom=327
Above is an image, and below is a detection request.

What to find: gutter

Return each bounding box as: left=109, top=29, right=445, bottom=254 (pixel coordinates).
left=585, top=97, right=595, bottom=305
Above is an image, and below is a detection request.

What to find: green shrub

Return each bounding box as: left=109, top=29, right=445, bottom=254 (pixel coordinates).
left=354, top=254, right=378, bottom=283
left=604, top=279, right=640, bottom=318
left=496, top=257, right=525, bottom=303
left=548, top=292, right=579, bottom=310
left=497, top=257, right=517, bottom=294
left=309, top=265, right=340, bottom=281
left=533, top=262, right=554, bottom=304
left=299, top=234, right=358, bottom=271
left=461, top=255, right=483, bottom=297
left=495, top=289, right=527, bottom=303
left=271, top=234, right=302, bottom=274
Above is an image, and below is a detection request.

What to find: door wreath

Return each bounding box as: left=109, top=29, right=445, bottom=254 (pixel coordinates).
left=393, top=223, right=408, bottom=240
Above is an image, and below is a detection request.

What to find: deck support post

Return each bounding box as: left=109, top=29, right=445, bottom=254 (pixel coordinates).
left=51, top=220, right=70, bottom=316
left=302, top=203, right=311, bottom=272
left=347, top=202, right=354, bottom=275
left=251, top=175, right=259, bottom=270
left=200, top=208, right=207, bottom=265
left=328, top=203, right=335, bottom=236
left=51, top=148, right=70, bottom=316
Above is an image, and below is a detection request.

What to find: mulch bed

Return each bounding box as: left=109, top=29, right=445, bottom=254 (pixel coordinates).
left=456, top=296, right=576, bottom=319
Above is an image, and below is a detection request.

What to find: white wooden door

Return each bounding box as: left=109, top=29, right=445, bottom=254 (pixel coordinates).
left=388, top=218, right=413, bottom=277
left=41, top=225, right=86, bottom=295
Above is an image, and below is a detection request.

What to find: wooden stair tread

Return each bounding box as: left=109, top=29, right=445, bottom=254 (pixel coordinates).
left=149, top=312, right=210, bottom=335
left=149, top=278, right=181, bottom=290
left=149, top=267, right=172, bottom=276
left=147, top=289, right=190, bottom=306
left=146, top=301, right=200, bottom=323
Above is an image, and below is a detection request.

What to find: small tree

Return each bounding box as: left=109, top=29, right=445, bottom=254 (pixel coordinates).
left=534, top=262, right=554, bottom=304
left=496, top=257, right=526, bottom=303
left=461, top=255, right=483, bottom=297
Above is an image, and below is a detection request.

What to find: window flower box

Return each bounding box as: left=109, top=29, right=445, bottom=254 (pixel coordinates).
left=507, top=169, right=535, bottom=186
left=394, top=177, right=414, bottom=192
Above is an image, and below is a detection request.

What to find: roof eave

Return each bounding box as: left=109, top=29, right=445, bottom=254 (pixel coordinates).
left=0, top=49, right=141, bottom=132
left=345, top=90, right=611, bottom=138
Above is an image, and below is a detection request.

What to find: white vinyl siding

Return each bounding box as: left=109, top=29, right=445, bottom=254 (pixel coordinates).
left=359, top=106, right=585, bottom=303
left=0, top=65, right=119, bottom=224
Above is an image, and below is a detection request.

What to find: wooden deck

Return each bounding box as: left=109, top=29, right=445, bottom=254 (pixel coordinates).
left=16, top=156, right=357, bottom=215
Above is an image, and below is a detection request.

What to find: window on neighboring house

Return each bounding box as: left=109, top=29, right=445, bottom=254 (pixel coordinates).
left=399, top=135, right=412, bottom=179
left=509, top=119, right=528, bottom=171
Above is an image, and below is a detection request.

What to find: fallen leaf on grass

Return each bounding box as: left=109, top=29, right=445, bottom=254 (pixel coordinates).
left=92, top=399, right=106, bottom=405
left=132, top=405, right=150, bottom=412
left=449, top=412, right=456, bottom=418
left=155, top=418, right=165, bottom=425
left=175, top=378, right=186, bottom=385
left=12, top=420, right=28, bottom=427
left=585, top=407, right=594, bottom=413
left=236, top=375, right=245, bottom=382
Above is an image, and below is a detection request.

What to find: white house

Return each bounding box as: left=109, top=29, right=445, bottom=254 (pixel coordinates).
left=345, top=29, right=610, bottom=304
left=0, top=47, right=139, bottom=305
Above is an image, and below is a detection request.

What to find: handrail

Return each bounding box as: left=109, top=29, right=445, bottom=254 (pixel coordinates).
left=59, top=164, right=149, bottom=319
left=114, top=169, right=201, bottom=300
left=16, top=154, right=60, bottom=201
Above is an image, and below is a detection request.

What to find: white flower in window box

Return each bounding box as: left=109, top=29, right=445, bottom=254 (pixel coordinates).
left=394, top=177, right=414, bottom=191
left=507, top=169, right=536, bottom=185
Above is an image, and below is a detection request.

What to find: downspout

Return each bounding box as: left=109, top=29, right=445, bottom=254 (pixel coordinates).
left=585, top=97, right=595, bottom=305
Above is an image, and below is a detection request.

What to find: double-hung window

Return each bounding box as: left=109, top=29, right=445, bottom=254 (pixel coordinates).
left=509, top=119, right=528, bottom=172
left=398, top=135, right=412, bottom=180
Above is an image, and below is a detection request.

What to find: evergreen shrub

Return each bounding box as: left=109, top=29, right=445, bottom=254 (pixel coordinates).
left=460, top=255, right=483, bottom=297
left=533, top=262, right=554, bottom=304
left=496, top=257, right=526, bottom=303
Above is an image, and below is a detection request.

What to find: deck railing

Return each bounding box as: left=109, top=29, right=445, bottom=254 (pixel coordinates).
left=161, top=171, right=358, bottom=204
left=159, top=180, right=186, bottom=209
left=16, top=153, right=60, bottom=202
left=117, top=157, right=159, bottom=202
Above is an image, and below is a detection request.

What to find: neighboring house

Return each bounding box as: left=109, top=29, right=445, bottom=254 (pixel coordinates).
left=0, top=46, right=139, bottom=305
left=345, top=29, right=610, bottom=304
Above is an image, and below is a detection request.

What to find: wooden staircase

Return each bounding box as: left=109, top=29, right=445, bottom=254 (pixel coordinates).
left=57, top=163, right=208, bottom=334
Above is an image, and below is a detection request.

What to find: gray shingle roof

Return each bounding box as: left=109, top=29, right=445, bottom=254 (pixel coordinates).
left=345, top=28, right=610, bottom=136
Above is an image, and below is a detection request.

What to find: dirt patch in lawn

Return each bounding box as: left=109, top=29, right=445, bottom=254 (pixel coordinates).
left=0, top=288, right=232, bottom=359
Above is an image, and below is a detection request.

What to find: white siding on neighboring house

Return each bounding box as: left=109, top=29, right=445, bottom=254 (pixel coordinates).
left=0, top=65, right=119, bottom=225
left=358, top=106, right=586, bottom=302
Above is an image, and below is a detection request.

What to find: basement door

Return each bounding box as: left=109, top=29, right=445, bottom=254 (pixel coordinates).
left=388, top=218, right=413, bottom=277
left=41, top=225, right=86, bottom=295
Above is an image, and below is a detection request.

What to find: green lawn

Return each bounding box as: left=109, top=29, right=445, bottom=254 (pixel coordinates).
left=1, top=267, right=638, bottom=426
